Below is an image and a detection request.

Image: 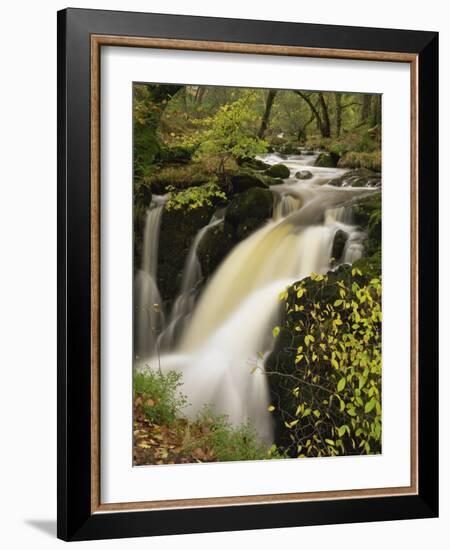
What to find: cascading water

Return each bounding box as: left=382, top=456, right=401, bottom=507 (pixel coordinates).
left=135, top=152, right=379, bottom=446
left=134, top=197, right=166, bottom=358
left=158, top=209, right=226, bottom=351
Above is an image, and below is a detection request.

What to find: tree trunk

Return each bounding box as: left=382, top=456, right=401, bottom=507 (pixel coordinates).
left=360, top=94, right=372, bottom=124
left=334, top=92, right=343, bottom=138
left=293, top=91, right=329, bottom=138
left=258, top=90, right=277, bottom=138
left=318, top=93, right=331, bottom=138
left=370, top=95, right=382, bottom=126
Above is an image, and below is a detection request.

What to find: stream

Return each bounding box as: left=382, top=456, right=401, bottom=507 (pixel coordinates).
left=134, top=152, right=380, bottom=445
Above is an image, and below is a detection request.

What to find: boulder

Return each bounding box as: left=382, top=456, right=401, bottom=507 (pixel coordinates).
left=157, top=204, right=215, bottom=306
left=238, top=157, right=271, bottom=171
left=230, top=171, right=269, bottom=194
left=197, top=222, right=235, bottom=278
left=314, top=152, right=339, bottom=168
left=353, top=193, right=381, bottom=258
left=331, top=229, right=348, bottom=261
left=226, top=187, right=273, bottom=242
left=295, top=170, right=313, bottom=180
left=265, top=163, right=290, bottom=179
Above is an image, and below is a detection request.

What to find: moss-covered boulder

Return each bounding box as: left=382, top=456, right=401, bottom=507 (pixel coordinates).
left=157, top=145, right=193, bottom=165
left=230, top=171, right=269, bottom=194
left=260, top=174, right=284, bottom=186
left=295, top=170, right=313, bottom=180
left=225, top=187, right=273, bottom=242
left=238, top=157, right=271, bottom=171
left=277, top=141, right=301, bottom=155
left=328, top=168, right=381, bottom=188
left=147, top=163, right=210, bottom=194
left=265, top=163, right=290, bottom=179
left=353, top=193, right=381, bottom=257
left=157, top=204, right=215, bottom=305
left=197, top=222, right=235, bottom=278
left=314, top=152, right=339, bottom=168
left=338, top=151, right=381, bottom=172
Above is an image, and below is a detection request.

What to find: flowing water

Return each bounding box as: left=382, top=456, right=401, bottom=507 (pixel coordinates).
left=135, top=152, right=379, bottom=445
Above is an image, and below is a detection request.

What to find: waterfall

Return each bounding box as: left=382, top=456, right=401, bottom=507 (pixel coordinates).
left=158, top=209, right=225, bottom=351
left=135, top=153, right=379, bottom=445
left=133, top=198, right=165, bottom=358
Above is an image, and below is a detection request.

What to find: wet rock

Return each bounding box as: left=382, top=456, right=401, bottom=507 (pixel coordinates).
left=230, top=171, right=269, bottom=193
left=353, top=193, right=381, bottom=258
left=158, top=204, right=215, bottom=305
left=238, top=157, right=271, bottom=171
left=295, top=170, right=313, bottom=180
left=328, top=168, right=381, bottom=188
left=197, top=222, right=235, bottom=278
left=314, top=152, right=339, bottom=168
left=265, top=163, right=290, bottom=179
left=226, top=187, right=273, bottom=242
left=331, top=229, right=348, bottom=262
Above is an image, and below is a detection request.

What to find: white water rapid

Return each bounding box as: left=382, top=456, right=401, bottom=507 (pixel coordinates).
left=135, top=152, right=379, bottom=446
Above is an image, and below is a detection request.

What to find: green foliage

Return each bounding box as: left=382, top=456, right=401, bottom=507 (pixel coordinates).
left=269, top=270, right=382, bottom=457
left=134, top=369, right=285, bottom=463
left=188, top=407, right=279, bottom=462
left=194, top=91, right=268, bottom=174
left=133, top=84, right=182, bottom=179
left=166, top=181, right=227, bottom=211
left=338, top=151, right=381, bottom=172
left=134, top=369, right=188, bottom=425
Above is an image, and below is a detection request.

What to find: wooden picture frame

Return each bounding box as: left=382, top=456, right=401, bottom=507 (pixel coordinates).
left=57, top=8, right=438, bottom=541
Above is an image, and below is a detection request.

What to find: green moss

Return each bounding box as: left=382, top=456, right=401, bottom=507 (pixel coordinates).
left=226, top=187, right=273, bottom=242
left=265, top=163, right=290, bottom=179
left=314, top=152, right=339, bottom=168
left=338, top=151, right=381, bottom=172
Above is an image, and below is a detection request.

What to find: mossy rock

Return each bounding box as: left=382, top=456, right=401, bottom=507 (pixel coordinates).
left=353, top=193, right=381, bottom=257
left=238, top=157, right=271, bottom=171
left=328, top=168, right=381, bottom=188
left=157, top=145, right=193, bottom=165
left=277, top=142, right=301, bottom=155
left=337, top=151, right=381, bottom=172
left=197, top=222, right=235, bottom=278
left=226, top=187, right=273, bottom=242
left=295, top=170, right=313, bottom=180
left=269, top=136, right=287, bottom=147
left=265, top=163, right=290, bottom=179
left=157, top=204, right=215, bottom=306
left=314, top=152, right=339, bottom=168
left=230, top=171, right=269, bottom=194
left=260, top=174, right=284, bottom=186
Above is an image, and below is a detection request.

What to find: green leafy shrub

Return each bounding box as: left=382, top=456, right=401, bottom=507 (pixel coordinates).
left=188, top=407, right=281, bottom=462
left=165, top=181, right=227, bottom=211
left=134, top=369, right=188, bottom=425
left=267, top=268, right=382, bottom=458
left=194, top=91, right=268, bottom=176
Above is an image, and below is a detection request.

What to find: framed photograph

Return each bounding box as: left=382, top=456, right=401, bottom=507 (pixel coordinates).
left=57, top=8, right=438, bottom=541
